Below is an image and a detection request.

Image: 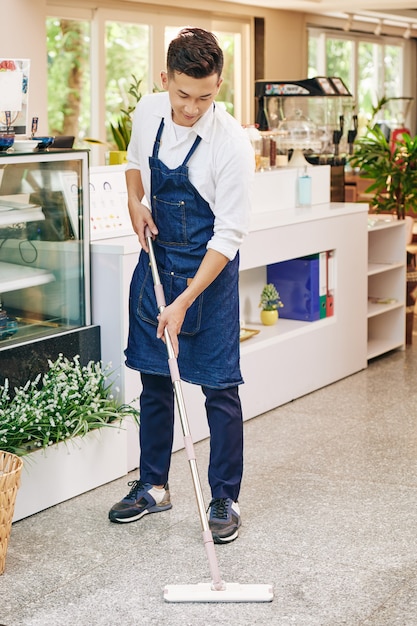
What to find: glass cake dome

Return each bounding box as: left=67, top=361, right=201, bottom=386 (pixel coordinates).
left=276, top=109, right=321, bottom=166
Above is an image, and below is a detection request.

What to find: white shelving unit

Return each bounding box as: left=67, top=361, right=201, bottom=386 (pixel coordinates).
left=92, top=194, right=369, bottom=467
left=237, top=202, right=369, bottom=418
left=367, top=216, right=406, bottom=360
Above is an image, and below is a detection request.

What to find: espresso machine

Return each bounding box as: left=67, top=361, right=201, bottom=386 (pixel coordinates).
left=255, top=77, right=356, bottom=201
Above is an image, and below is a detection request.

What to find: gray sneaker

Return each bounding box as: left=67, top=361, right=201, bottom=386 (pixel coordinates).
left=109, top=480, right=172, bottom=523
left=208, top=498, right=241, bottom=544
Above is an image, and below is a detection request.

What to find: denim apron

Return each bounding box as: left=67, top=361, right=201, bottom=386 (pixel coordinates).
left=125, top=118, right=243, bottom=389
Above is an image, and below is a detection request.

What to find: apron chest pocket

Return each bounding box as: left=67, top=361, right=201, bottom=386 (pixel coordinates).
left=153, top=196, right=187, bottom=246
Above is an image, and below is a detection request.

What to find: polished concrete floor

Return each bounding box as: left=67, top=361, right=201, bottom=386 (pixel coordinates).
left=2, top=332, right=417, bottom=625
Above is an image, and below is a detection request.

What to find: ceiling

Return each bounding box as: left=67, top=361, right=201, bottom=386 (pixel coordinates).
left=221, top=0, right=417, bottom=27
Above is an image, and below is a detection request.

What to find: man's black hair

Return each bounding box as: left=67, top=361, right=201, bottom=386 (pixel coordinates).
left=167, top=27, right=223, bottom=79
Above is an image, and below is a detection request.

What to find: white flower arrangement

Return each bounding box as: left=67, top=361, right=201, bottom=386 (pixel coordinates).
left=0, top=354, right=139, bottom=456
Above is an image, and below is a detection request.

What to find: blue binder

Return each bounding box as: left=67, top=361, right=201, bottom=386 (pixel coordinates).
left=267, top=255, right=321, bottom=321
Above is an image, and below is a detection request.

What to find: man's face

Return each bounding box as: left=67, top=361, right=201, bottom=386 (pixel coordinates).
left=161, top=70, right=222, bottom=127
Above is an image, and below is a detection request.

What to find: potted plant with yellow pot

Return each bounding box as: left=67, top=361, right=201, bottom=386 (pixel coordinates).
left=85, top=74, right=143, bottom=164
left=108, top=74, right=143, bottom=163
left=259, top=283, right=283, bottom=326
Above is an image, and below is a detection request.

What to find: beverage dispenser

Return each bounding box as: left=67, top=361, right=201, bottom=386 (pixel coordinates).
left=255, top=77, right=355, bottom=200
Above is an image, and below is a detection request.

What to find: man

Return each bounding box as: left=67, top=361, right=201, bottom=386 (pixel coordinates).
left=109, top=27, right=254, bottom=544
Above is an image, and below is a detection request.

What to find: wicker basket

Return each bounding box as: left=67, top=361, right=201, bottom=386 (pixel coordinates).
left=0, top=451, right=23, bottom=574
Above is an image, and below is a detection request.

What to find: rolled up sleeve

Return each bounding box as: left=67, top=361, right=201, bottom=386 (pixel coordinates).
left=207, top=134, right=254, bottom=260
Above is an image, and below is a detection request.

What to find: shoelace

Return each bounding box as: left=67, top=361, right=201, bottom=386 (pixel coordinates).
left=208, top=498, right=228, bottom=519
left=126, top=479, right=144, bottom=500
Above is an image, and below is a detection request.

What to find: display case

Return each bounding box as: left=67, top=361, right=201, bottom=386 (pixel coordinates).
left=254, top=77, right=354, bottom=152
left=0, top=149, right=100, bottom=387
left=255, top=77, right=356, bottom=201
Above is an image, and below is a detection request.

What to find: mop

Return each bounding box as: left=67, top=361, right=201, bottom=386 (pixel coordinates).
left=145, top=227, right=273, bottom=603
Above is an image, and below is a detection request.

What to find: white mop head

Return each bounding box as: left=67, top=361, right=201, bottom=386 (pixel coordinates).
left=164, top=581, right=273, bottom=603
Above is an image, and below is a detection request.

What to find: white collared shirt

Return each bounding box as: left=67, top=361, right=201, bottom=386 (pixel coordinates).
left=126, top=91, right=254, bottom=260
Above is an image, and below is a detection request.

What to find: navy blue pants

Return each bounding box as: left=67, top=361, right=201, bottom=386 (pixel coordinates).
left=139, top=373, right=243, bottom=501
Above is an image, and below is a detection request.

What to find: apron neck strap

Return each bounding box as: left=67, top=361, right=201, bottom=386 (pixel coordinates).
left=152, top=117, right=202, bottom=165
left=152, top=119, right=165, bottom=158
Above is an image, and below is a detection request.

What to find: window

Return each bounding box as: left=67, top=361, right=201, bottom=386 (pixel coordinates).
left=46, top=8, right=251, bottom=160
left=46, top=18, right=91, bottom=141
left=308, top=27, right=407, bottom=133
left=214, top=31, right=238, bottom=116
left=105, top=21, right=150, bottom=144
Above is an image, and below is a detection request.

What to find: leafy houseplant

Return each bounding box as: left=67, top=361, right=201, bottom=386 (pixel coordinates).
left=349, top=125, right=417, bottom=219
left=84, top=74, right=144, bottom=154
left=259, top=283, right=283, bottom=311
left=109, top=74, right=143, bottom=151
left=259, top=283, right=283, bottom=326
left=0, top=354, right=139, bottom=456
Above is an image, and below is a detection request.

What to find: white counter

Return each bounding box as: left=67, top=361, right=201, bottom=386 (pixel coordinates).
left=90, top=166, right=368, bottom=467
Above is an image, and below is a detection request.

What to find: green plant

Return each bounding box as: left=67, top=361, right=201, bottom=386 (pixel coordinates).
left=349, top=125, right=417, bottom=219
left=259, top=283, right=283, bottom=311
left=109, top=74, right=143, bottom=151
left=84, top=74, right=144, bottom=151
left=85, top=76, right=161, bottom=151
left=0, top=354, right=139, bottom=456
left=369, top=95, right=394, bottom=128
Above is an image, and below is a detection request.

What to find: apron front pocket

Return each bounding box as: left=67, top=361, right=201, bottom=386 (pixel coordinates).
left=138, top=266, right=203, bottom=336
left=153, top=196, right=187, bottom=246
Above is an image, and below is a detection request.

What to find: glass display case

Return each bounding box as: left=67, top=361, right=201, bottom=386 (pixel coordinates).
left=255, top=77, right=355, bottom=201
left=255, top=77, right=355, bottom=159
left=0, top=149, right=98, bottom=385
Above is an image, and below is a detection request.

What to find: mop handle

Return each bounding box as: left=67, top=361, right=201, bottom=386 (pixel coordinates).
left=144, top=227, right=175, bottom=360
left=144, top=226, right=225, bottom=591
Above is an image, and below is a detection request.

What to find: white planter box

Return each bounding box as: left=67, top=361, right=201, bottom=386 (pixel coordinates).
left=12, top=423, right=128, bottom=522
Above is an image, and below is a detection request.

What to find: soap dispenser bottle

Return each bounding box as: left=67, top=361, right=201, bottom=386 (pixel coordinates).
left=297, top=166, right=312, bottom=207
